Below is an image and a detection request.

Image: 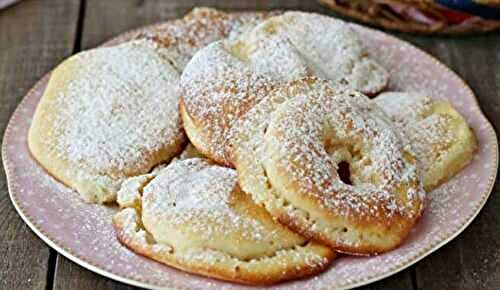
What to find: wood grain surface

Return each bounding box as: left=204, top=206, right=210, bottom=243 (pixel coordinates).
left=0, top=1, right=80, bottom=290
left=0, top=0, right=498, bottom=289
left=405, top=35, right=500, bottom=290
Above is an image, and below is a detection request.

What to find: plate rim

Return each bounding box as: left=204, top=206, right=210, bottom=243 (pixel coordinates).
left=2, top=16, right=499, bottom=290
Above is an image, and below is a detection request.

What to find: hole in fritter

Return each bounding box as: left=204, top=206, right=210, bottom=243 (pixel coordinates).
left=337, top=161, right=352, bottom=185
left=342, top=227, right=348, bottom=233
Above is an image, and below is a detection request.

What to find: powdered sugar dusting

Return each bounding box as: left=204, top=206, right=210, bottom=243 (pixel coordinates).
left=181, top=41, right=276, bottom=164
left=5, top=13, right=496, bottom=290
left=264, top=87, right=424, bottom=219
left=142, top=159, right=287, bottom=250
left=409, top=114, right=456, bottom=168
left=116, top=158, right=332, bottom=269
left=247, top=11, right=388, bottom=94
left=46, top=40, right=182, bottom=174
left=375, top=91, right=477, bottom=190
left=231, top=78, right=423, bottom=227
left=143, top=158, right=239, bottom=224
left=135, top=8, right=277, bottom=70
left=180, top=11, right=388, bottom=164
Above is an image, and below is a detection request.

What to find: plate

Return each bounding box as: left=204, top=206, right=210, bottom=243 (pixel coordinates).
left=3, top=16, right=498, bottom=290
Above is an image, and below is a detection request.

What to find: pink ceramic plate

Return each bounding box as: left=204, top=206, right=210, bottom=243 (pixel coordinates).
left=3, top=16, right=498, bottom=290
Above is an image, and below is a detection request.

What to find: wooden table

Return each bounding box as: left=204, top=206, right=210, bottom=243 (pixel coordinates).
left=0, top=1, right=498, bottom=289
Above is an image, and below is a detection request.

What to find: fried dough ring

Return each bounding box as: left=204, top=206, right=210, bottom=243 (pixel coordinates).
left=113, top=158, right=334, bottom=284
left=231, top=78, right=425, bottom=255
left=28, top=8, right=274, bottom=203
left=180, top=11, right=388, bottom=166
left=375, top=92, right=478, bottom=191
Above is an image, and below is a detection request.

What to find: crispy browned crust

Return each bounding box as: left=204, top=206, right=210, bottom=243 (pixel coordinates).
left=276, top=205, right=420, bottom=256
left=27, top=43, right=188, bottom=204
left=179, top=98, right=233, bottom=167
left=319, top=0, right=500, bottom=34
left=266, top=155, right=423, bottom=255
left=135, top=8, right=281, bottom=55
left=113, top=210, right=335, bottom=285
left=231, top=78, right=425, bottom=256
left=172, top=9, right=280, bottom=167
